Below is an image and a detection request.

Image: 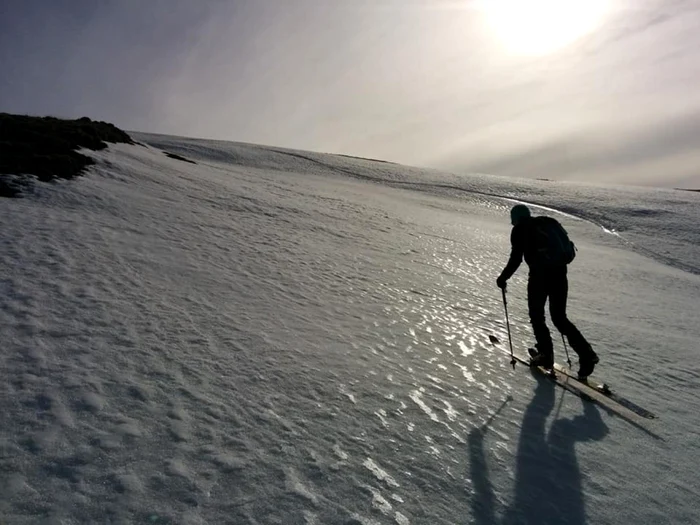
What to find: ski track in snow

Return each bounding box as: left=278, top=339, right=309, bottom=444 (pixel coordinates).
left=1, top=136, right=699, bottom=524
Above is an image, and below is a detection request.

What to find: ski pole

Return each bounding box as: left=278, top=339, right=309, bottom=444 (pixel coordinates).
left=561, top=334, right=572, bottom=368
left=501, top=288, right=516, bottom=369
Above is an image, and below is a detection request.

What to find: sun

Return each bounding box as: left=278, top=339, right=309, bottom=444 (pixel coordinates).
left=479, top=0, right=609, bottom=56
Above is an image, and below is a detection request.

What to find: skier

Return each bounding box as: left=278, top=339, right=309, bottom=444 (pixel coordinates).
left=496, top=204, right=599, bottom=378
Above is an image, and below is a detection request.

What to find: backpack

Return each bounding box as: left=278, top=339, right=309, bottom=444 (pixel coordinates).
left=531, top=217, right=576, bottom=266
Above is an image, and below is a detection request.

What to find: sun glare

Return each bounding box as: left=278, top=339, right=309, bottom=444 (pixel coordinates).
left=479, top=0, right=609, bottom=56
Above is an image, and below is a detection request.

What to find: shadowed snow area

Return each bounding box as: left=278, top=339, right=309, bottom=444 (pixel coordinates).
left=1, top=135, right=699, bottom=524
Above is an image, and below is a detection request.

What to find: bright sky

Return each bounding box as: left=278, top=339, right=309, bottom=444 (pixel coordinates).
left=2, top=0, right=699, bottom=188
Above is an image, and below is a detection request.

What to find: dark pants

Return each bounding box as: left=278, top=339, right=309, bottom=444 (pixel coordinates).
left=528, top=267, right=593, bottom=360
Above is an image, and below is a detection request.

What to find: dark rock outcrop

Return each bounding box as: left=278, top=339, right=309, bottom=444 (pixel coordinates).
left=0, top=113, right=133, bottom=197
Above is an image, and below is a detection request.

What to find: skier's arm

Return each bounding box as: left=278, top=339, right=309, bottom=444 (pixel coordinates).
left=498, top=227, right=524, bottom=283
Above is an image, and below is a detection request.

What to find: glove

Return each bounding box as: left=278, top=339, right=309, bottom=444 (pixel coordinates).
left=496, top=276, right=507, bottom=290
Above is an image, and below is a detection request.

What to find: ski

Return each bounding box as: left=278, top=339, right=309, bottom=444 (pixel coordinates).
left=488, top=334, right=656, bottom=421
left=509, top=353, right=656, bottom=421
left=513, top=353, right=614, bottom=411
left=551, top=363, right=655, bottom=420
left=526, top=347, right=656, bottom=419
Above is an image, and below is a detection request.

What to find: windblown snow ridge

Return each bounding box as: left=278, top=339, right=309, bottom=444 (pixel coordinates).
left=259, top=145, right=700, bottom=276
left=133, top=132, right=700, bottom=276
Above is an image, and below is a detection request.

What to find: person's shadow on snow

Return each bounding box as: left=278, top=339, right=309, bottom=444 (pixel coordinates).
left=468, top=370, right=608, bottom=525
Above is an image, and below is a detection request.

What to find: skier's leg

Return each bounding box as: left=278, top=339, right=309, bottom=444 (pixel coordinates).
left=528, top=273, right=553, bottom=361
left=549, top=268, right=595, bottom=360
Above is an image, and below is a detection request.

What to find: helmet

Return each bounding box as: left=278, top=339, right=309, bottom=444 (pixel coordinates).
left=510, top=204, right=531, bottom=225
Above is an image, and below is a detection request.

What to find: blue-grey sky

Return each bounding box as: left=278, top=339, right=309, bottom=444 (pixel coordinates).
left=2, top=0, right=699, bottom=188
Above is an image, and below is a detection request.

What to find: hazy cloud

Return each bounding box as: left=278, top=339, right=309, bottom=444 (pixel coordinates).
left=1, top=0, right=699, bottom=187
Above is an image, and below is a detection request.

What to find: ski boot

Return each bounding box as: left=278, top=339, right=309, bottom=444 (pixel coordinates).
left=527, top=347, right=554, bottom=371
left=577, top=352, right=600, bottom=380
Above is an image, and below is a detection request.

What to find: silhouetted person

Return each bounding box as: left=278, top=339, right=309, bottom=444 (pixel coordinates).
left=497, top=204, right=598, bottom=378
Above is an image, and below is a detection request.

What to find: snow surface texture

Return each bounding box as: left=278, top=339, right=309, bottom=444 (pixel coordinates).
left=1, top=135, right=699, bottom=524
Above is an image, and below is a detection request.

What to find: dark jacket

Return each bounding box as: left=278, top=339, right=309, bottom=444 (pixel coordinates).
left=499, top=216, right=566, bottom=281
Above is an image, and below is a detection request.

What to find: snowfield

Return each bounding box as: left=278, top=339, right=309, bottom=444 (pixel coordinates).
left=1, top=134, right=699, bottom=524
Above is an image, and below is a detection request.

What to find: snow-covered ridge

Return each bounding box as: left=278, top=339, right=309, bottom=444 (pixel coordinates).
left=134, top=132, right=700, bottom=276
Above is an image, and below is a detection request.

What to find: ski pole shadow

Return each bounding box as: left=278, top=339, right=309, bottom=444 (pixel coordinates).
left=468, top=369, right=608, bottom=525
left=467, top=397, right=512, bottom=525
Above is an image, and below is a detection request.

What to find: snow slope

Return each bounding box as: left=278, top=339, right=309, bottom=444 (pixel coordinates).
left=1, top=135, right=699, bottom=524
